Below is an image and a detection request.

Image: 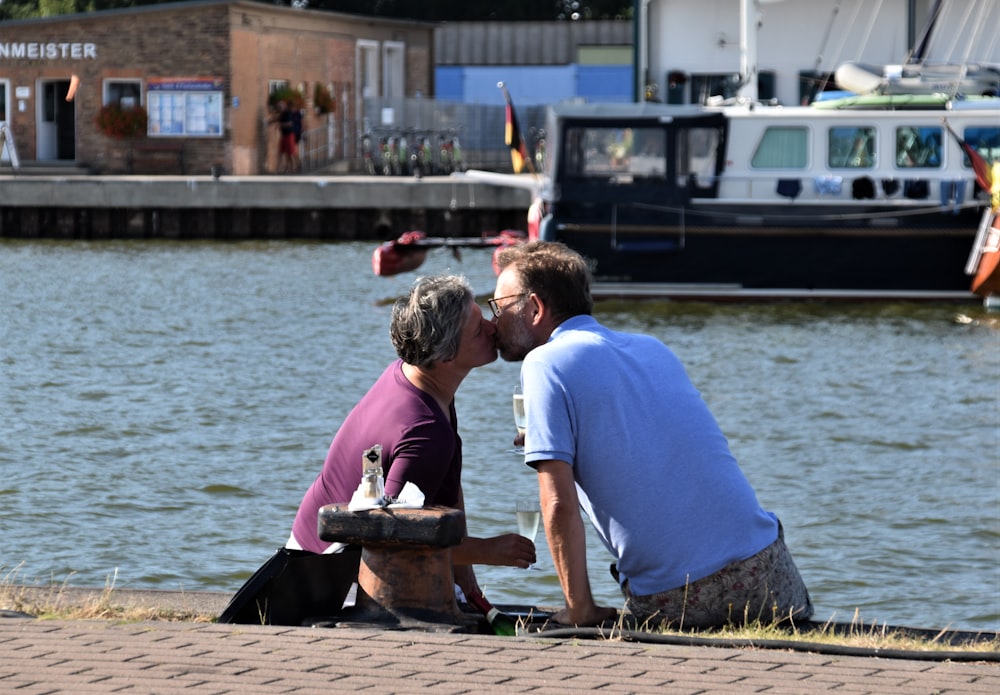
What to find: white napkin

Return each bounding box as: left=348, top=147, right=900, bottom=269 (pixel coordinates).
left=347, top=481, right=425, bottom=511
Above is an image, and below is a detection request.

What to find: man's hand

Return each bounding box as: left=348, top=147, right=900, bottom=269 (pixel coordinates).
left=552, top=603, right=619, bottom=627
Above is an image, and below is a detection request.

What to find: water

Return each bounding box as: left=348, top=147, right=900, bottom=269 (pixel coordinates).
left=1, top=239, right=998, bottom=632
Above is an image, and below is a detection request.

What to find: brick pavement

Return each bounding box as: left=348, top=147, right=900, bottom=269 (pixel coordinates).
left=1, top=617, right=998, bottom=694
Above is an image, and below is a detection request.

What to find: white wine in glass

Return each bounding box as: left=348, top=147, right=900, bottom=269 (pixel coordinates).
left=515, top=499, right=541, bottom=569
left=512, top=385, right=526, bottom=453
left=513, top=394, right=526, bottom=435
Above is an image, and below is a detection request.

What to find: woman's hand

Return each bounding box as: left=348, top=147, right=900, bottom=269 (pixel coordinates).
left=484, top=533, right=536, bottom=569
left=451, top=534, right=536, bottom=569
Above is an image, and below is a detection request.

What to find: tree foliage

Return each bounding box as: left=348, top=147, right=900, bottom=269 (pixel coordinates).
left=309, top=1, right=634, bottom=21
left=1, top=0, right=160, bottom=22
left=1, top=0, right=634, bottom=23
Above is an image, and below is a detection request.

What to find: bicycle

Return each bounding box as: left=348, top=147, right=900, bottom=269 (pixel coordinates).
left=361, top=132, right=378, bottom=175
left=409, top=130, right=433, bottom=178
left=438, top=129, right=464, bottom=174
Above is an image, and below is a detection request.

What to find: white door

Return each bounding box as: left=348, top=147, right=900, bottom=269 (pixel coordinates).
left=0, top=80, right=10, bottom=163
left=382, top=41, right=405, bottom=99
left=36, top=79, right=75, bottom=161
left=356, top=40, right=379, bottom=131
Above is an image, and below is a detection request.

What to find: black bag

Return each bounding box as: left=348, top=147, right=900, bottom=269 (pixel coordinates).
left=218, top=546, right=361, bottom=625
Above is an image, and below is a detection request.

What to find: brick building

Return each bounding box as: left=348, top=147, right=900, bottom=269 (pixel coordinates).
left=0, top=1, right=434, bottom=175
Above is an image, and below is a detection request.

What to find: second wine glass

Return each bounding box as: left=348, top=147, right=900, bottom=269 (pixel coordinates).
left=511, top=384, right=526, bottom=454
left=515, top=498, right=541, bottom=570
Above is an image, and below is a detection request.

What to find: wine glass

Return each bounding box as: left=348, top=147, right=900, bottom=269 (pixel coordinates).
left=511, top=384, right=526, bottom=454
left=515, top=499, right=541, bottom=570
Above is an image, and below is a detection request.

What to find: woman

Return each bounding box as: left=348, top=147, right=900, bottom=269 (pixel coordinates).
left=221, top=275, right=533, bottom=624
left=289, top=274, right=535, bottom=590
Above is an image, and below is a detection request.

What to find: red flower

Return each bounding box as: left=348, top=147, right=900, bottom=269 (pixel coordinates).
left=96, top=104, right=148, bottom=139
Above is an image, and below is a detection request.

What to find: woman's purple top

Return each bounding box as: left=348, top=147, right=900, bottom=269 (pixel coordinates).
left=290, top=359, right=461, bottom=553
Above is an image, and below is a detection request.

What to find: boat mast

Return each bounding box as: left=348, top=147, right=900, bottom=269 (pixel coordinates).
left=908, top=0, right=942, bottom=64
left=738, top=0, right=759, bottom=102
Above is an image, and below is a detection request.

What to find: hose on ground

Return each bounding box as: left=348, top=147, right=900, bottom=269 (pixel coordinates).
left=524, top=626, right=1000, bottom=663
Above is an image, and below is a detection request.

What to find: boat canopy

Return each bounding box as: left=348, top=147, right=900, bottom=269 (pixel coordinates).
left=543, top=102, right=728, bottom=202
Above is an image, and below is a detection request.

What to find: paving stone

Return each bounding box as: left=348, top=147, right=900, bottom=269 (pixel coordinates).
left=1, top=615, right=997, bottom=694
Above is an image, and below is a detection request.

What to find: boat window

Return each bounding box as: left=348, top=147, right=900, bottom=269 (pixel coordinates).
left=895, top=126, right=942, bottom=168
left=751, top=127, right=808, bottom=168
left=563, top=126, right=666, bottom=179
left=630, top=129, right=666, bottom=177
left=828, top=126, right=876, bottom=168
left=963, top=126, right=1000, bottom=166
left=678, top=127, right=721, bottom=182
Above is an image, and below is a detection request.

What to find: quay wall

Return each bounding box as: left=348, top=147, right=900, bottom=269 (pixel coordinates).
left=0, top=175, right=534, bottom=241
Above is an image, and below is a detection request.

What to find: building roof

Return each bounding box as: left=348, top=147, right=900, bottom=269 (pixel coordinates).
left=0, top=0, right=436, bottom=30
left=435, top=19, right=632, bottom=66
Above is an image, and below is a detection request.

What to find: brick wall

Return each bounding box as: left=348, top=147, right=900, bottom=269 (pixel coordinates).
left=0, top=1, right=435, bottom=175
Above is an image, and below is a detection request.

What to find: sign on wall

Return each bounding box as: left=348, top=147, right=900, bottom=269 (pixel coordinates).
left=147, top=77, right=224, bottom=137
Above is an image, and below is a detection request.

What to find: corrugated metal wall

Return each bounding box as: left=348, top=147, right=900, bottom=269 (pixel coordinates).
left=435, top=20, right=632, bottom=66
left=346, top=20, right=636, bottom=173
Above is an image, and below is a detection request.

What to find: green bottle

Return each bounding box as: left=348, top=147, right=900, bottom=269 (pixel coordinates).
left=468, top=592, right=517, bottom=636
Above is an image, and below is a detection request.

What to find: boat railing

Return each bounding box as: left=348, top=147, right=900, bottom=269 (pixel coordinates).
left=708, top=170, right=983, bottom=208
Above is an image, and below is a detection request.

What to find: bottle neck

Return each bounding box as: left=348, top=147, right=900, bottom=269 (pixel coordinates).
left=467, top=591, right=495, bottom=618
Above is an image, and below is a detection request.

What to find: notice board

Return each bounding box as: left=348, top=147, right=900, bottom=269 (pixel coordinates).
left=147, top=77, right=224, bottom=137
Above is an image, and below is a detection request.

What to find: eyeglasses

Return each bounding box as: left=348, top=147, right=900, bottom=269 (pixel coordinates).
left=487, top=292, right=530, bottom=318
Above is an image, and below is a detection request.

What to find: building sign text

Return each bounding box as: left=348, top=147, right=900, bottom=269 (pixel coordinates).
left=0, top=43, right=97, bottom=60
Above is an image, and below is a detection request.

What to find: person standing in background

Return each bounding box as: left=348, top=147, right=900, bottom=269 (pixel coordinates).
left=290, top=106, right=303, bottom=173
left=270, top=100, right=296, bottom=173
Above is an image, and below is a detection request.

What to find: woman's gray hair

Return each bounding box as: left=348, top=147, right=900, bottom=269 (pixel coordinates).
left=390, top=275, right=475, bottom=368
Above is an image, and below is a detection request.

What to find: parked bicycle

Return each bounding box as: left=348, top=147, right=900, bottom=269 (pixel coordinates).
left=530, top=126, right=546, bottom=171
left=361, top=127, right=467, bottom=176
left=387, top=134, right=409, bottom=176
left=378, top=135, right=393, bottom=176
left=360, top=132, right=378, bottom=175
left=409, top=130, right=434, bottom=178
left=438, top=129, right=464, bottom=174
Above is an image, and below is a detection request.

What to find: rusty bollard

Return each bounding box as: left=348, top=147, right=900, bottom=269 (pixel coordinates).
left=317, top=504, right=467, bottom=629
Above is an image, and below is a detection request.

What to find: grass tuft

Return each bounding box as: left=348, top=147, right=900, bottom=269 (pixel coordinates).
left=1, top=565, right=215, bottom=624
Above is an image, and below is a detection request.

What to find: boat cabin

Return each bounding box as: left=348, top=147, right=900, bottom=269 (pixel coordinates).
left=534, top=99, right=1000, bottom=296
left=537, top=103, right=728, bottom=255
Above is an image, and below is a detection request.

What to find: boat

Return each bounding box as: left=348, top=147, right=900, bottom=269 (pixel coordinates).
left=376, top=95, right=1000, bottom=302
left=373, top=0, right=1000, bottom=303
left=525, top=0, right=1000, bottom=301
left=833, top=61, right=999, bottom=98
left=527, top=96, right=999, bottom=301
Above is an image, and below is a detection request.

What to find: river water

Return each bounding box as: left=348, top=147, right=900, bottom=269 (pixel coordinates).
left=1, top=239, right=997, bottom=632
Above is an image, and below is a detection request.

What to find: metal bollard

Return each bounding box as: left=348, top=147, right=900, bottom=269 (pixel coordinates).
left=317, top=504, right=468, bottom=629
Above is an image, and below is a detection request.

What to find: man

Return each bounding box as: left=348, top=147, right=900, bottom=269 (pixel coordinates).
left=490, top=241, right=812, bottom=629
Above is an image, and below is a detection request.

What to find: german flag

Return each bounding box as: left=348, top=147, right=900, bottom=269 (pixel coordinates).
left=501, top=85, right=531, bottom=174
left=944, top=120, right=993, bottom=194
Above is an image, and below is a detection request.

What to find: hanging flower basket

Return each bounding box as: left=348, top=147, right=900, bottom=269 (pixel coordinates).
left=313, top=83, right=336, bottom=114
left=95, top=104, right=149, bottom=139
left=267, top=86, right=305, bottom=111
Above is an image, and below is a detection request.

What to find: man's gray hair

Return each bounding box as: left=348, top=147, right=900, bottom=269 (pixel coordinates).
left=390, top=275, right=475, bottom=367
